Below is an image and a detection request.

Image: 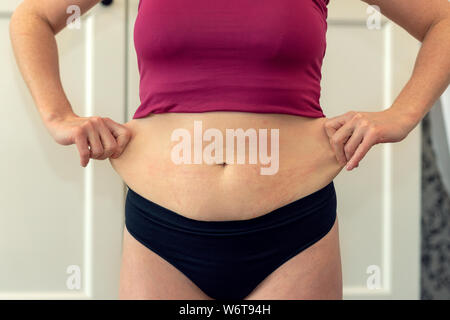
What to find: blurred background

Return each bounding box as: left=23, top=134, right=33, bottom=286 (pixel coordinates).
left=1, top=0, right=448, bottom=299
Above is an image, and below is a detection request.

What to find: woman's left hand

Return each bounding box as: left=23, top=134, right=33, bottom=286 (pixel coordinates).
left=323, top=108, right=418, bottom=171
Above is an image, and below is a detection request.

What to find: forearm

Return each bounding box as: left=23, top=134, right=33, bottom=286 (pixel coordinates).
left=389, top=16, right=450, bottom=131
left=9, top=4, right=76, bottom=126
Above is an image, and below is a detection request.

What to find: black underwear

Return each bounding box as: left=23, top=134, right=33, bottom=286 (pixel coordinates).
left=124, top=181, right=337, bottom=300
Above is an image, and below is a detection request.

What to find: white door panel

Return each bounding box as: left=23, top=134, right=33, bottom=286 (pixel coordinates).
left=1, top=0, right=126, bottom=299
left=324, top=0, right=421, bottom=299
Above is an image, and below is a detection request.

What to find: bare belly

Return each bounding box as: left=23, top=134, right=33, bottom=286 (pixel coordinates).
left=109, top=112, right=345, bottom=221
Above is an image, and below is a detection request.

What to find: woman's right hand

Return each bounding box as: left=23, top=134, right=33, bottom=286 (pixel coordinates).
left=46, top=114, right=133, bottom=167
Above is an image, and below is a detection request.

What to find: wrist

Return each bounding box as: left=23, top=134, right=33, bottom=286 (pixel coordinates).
left=385, top=104, right=423, bottom=133
left=42, top=109, right=77, bottom=126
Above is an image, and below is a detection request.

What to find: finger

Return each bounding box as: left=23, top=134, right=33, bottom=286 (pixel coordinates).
left=74, top=129, right=90, bottom=167
left=324, top=116, right=345, bottom=139
left=103, top=118, right=132, bottom=158
left=85, top=123, right=104, bottom=159
left=323, top=111, right=357, bottom=139
left=343, top=125, right=366, bottom=162
left=324, top=117, right=348, bottom=164
left=96, top=119, right=118, bottom=159
left=330, top=120, right=355, bottom=165
left=346, top=129, right=378, bottom=170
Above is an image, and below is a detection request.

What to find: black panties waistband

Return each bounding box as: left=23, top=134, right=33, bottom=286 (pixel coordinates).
left=125, top=181, right=336, bottom=235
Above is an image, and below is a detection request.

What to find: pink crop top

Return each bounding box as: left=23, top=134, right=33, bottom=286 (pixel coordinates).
left=133, top=0, right=330, bottom=119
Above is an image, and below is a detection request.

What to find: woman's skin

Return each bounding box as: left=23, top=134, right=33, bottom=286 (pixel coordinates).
left=10, top=0, right=450, bottom=299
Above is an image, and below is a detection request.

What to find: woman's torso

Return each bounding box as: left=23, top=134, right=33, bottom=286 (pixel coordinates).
left=111, top=0, right=340, bottom=221
left=110, top=112, right=344, bottom=221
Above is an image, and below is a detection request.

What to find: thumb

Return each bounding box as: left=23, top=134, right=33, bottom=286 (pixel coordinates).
left=102, top=118, right=133, bottom=158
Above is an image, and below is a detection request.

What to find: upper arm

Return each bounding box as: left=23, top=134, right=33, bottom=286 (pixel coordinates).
left=360, top=0, right=450, bottom=42
left=13, top=0, right=101, bottom=34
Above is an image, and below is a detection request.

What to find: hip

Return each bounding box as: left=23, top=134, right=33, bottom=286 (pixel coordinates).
left=109, top=111, right=345, bottom=220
